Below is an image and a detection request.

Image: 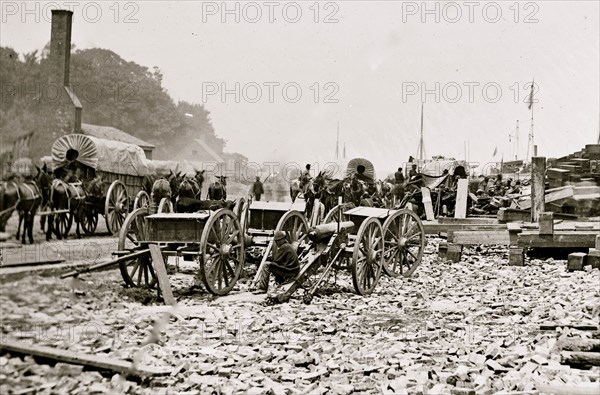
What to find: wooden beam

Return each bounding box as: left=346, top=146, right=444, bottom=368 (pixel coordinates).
left=558, top=339, right=600, bottom=352
left=454, top=179, right=468, bottom=219
left=517, top=186, right=574, bottom=210
left=0, top=338, right=171, bottom=376
left=149, top=244, right=176, bottom=306
left=561, top=351, right=600, bottom=367
left=517, top=232, right=599, bottom=248
left=448, top=230, right=510, bottom=245
left=531, top=156, right=546, bottom=221
left=420, top=187, right=435, bottom=221
left=539, top=323, right=598, bottom=331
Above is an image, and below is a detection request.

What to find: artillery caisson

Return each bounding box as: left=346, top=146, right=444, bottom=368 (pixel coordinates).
left=271, top=203, right=425, bottom=304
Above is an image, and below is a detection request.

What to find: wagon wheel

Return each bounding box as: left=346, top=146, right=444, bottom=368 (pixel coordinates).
left=199, top=209, right=244, bottom=295
left=275, top=210, right=309, bottom=247
left=233, top=197, right=245, bottom=219
left=351, top=217, right=384, bottom=295
left=157, top=197, right=173, bottom=213
left=105, top=181, right=129, bottom=235
left=133, top=190, right=150, bottom=210
left=80, top=205, right=98, bottom=235
left=55, top=211, right=73, bottom=238
left=118, top=207, right=157, bottom=288
left=382, top=209, right=425, bottom=277
left=324, top=202, right=355, bottom=224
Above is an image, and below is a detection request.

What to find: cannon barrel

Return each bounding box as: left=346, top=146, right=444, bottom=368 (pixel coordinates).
left=308, top=221, right=354, bottom=242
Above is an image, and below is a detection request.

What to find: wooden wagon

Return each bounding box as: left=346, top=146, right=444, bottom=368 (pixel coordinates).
left=50, top=134, right=154, bottom=236
left=113, top=196, right=311, bottom=297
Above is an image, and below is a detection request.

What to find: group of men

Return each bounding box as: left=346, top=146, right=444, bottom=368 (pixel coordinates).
left=474, top=174, right=522, bottom=198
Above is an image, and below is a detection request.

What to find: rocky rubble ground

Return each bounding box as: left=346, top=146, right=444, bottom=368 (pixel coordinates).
left=1, top=239, right=599, bottom=394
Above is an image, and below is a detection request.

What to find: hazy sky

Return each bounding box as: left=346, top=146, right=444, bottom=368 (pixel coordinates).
left=2, top=1, right=599, bottom=175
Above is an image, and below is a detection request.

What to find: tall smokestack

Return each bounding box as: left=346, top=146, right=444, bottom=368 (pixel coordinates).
left=49, top=10, right=73, bottom=85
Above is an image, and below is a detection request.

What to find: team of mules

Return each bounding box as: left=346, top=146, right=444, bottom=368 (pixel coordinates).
left=288, top=171, right=432, bottom=220
left=1, top=165, right=232, bottom=243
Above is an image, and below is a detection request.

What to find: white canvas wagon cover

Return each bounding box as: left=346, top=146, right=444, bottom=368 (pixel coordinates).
left=322, top=158, right=376, bottom=181
left=51, top=134, right=152, bottom=176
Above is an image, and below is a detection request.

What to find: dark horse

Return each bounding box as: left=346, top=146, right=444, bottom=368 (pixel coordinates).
left=35, top=164, right=53, bottom=232
left=1, top=175, right=42, bottom=244
left=208, top=176, right=227, bottom=201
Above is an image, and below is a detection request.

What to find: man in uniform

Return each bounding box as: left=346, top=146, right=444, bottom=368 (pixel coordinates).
left=408, top=164, right=418, bottom=179
left=252, top=176, right=264, bottom=201
left=256, top=231, right=300, bottom=292
left=394, top=167, right=405, bottom=184
left=300, top=164, right=312, bottom=190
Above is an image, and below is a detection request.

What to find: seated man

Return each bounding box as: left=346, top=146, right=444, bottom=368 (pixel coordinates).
left=257, top=231, right=300, bottom=291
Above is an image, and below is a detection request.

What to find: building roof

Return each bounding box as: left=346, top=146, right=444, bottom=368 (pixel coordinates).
left=194, top=139, right=224, bottom=162
left=81, top=123, right=155, bottom=149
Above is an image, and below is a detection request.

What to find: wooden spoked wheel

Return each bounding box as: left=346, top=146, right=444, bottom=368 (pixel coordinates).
left=351, top=217, right=384, bottom=295
left=324, top=202, right=355, bottom=224
left=199, top=209, right=244, bottom=295
left=157, top=197, right=173, bottom=213
left=233, top=197, right=245, bottom=219
left=382, top=209, right=425, bottom=277
left=118, top=207, right=157, bottom=288
left=275, top=210, right=309, bottom=247
left=105, top=181, right=129, bottom=235
left=133, top=190, right=150, bottom=210
left=80, top=205, right=98, bottom=235
left=55, top=211, right=73, bottom=239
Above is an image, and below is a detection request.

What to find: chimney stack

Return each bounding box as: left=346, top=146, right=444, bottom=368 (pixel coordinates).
left=49, top=10, right=73, bottom=86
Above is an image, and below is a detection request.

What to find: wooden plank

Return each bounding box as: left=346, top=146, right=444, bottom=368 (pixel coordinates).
left=454, top=179, right=469, bottom=219
left=531, top=157, right=546, bottom=221
left=438, top=217, right=499, bottom=224
left=517, top=232, right=600, bottom=248
left=0, top=338, right=171, bottom=376
left=448, top=230, right=510, bottom=245
left=420, top=187, right=435, bottom=221
left=149, top=244, right=176, bottom=306
left=536, top=383, right=600, bottom=395
left=517, top=186, right=574, bottom=210
left=422, top=221, right=507, bottom=234
left=1, top=258, right=65, bottom=268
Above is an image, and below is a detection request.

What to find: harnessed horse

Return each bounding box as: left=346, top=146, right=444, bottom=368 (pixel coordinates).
left=0, top=176, right=42, bottom=244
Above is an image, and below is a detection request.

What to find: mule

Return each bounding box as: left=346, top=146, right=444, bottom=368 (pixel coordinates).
left=2, top=176, right=42, bottom=244
left=208, top=176, right=227, bottom=201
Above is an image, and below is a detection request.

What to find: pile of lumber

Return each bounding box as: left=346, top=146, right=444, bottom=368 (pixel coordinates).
left=547, top=144, right=600, bottom=188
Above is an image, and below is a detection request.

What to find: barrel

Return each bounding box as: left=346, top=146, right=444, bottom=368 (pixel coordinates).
left=308, top=221, right=355, bottom=242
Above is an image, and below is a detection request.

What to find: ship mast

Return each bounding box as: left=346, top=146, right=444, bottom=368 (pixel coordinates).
left=416, top=103, right=425, bottom=162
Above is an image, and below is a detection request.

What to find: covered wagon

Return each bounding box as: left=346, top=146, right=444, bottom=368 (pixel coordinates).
left=51, top=134, right=153, bottom=235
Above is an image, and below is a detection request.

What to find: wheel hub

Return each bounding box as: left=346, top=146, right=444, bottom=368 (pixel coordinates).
left=220, top=244, right=232, bottom=259
left=398, top=237, right=408, bottom=250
